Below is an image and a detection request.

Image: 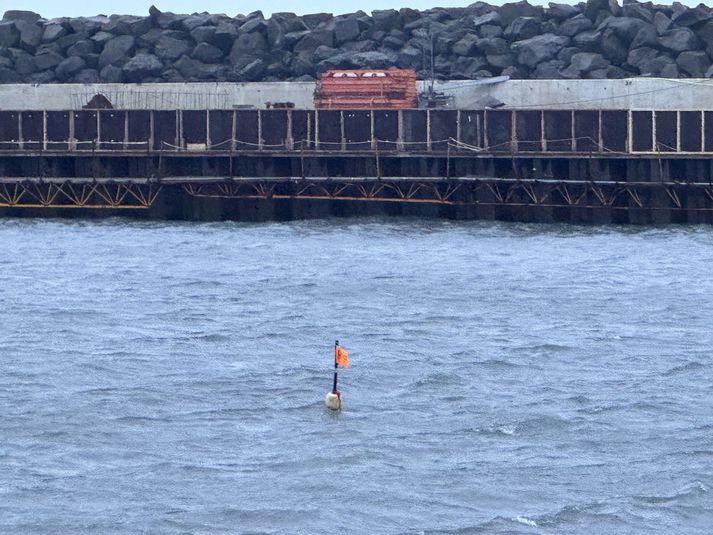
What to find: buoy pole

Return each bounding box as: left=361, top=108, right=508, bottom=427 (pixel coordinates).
left=325, top=339, right=342, bottom=410
left=332, top=339, right=339, bottom=394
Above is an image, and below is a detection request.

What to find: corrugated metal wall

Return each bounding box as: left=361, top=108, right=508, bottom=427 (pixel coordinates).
left=0, top=108, right=711, bottom=155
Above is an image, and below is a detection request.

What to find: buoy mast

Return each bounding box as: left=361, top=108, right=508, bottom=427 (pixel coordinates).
left=325, top=340, right=348, bottom=410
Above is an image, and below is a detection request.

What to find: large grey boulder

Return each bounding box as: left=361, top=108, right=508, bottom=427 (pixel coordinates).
left=154, top=35, right=191, bottom=61
left=599, top=28, right=627, bottom=64
left=504, top=16, right=541, bottom=40
left=557, top=46, right=579, bottom=64
left=372, top=9, right=401, bottom=31
left=302, top=13, right=332, bottom=29
left=239, top=18, right=267, bottom=34
left=351, top=50, right=397, bottom=68
left=621, top=2, right=653, bottom=23
left=149, top=6, right=184, bottom=30
left=498, top=1, right=542, bottom=27
left=28, top=70, right=56, bottom=83
left=103, top=15, right=150, bottom=36
left=630, top=24, right=658, bottom=49
left=98, top=35, right=135, bottom=69
left=0, top=66, right=23, bottom=82
left=173, top=54, right=224, bottom=79
left=180, top=14, right=210, bottom=32
left=69, top=17, right=105, bottom=36
left=473, top=12, right=501, bottom=27
left=190, top=25, right=215, bottom=44
left=627, top=47, right=659, bottom=72
left=547, top=3, right=581, bottom=21
left=653, top=12, right=672, bottom=35
left=453, top=34, right=479, bottom=56
left=511, top=33, right=569, bottom=67
left=74, top=68, right=100, bottom=83
left=10, top=48, right=36, bottom=74
left=55, top=55, right=86, bottom=80
left=91, top=31, right=115, bottom=46
left=313, top=45, right=339, bottom=62
left=333, top=16, right=360, bottom=45
left=66, top=39, right=96, bottom=57
left=56, top=33, right=83, bottom=51
left=270, top=12, right=308, bottom=34
left=320, top=50, right=396, bottom=69
left=501, top=65, right=524, bottom=78
left=598, top=16, right=646, bottom=43
left=122, top=53, right=164, bottom=81
left=236, top=58, right=265, bottom=80
left=211, top=22, right=239, bottom=53
left=676, top=50, right=710, bottom=77
left=533, top=59, right=565, bottom=78
left=292, top=30, right=333, bottom=56
left=19, top=22, right=43, bottom=50
left=637, top=55, right=677, bottom=76
left=228, top=32, right=268, bottom=67
left=99, top=63, right=124, bottom=82
left=658, top=27, right=701, bottom=53
left=289, top=56, right=314, bottom=77
left=266, top=18, right=286, bottom=47
left=341, top=39, right=375, bottom=53
left=397, top=46, right=423, bottom=68
left=477, top=37, right=509, bottom=55
left=127, top=17, right=153, bottom=37
left=136, top=28, right=163, bottom=49
left=672, top=6, right=712, bottom=27
left=2, top=10, right=41, bottom=25
left=383, top=33, right=406, bottom=50
left=0, top=21, right=20, bottom=47
left=568, top=51, right=609, bottom=73
left=479, top=24, right=503, bottom=38
left=697, top=20, right=713, bottom=46
left=191, top=42, right=224, bottom=63
left=281, top=30, right=309, bottom=51
left=33, top=49, right=64, bottom=70
left=573, top=30, right=601, bottom=49
left=487, top=53, right=516, bottom=69
left=558, top=14, right=593, bottom=36
left=451, top=55, right=489, bottom=78
left=434, top=35, right=456, bottom=54
left=42, top=23, right=67, bottom=43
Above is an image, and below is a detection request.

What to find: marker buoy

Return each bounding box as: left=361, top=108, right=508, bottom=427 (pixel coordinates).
left=324, top=391, right=341, bottom=410
left=325, top=340, right=349, bottom=411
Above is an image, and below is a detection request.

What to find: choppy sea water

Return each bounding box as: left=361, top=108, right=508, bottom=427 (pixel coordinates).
left=0, top=218, right=711, bottom=534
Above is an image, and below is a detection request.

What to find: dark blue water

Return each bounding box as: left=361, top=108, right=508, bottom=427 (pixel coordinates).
left=0, top=219, right=711, bottom=534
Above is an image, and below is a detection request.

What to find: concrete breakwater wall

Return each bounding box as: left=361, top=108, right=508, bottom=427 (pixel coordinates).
left=3, top=78, right=713, bottom=110
left=4, top=1, right=713, bottom=85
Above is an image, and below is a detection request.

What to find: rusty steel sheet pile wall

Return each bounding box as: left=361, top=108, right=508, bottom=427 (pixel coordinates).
left=314, top=69, right=417, bottom=110
left=2, top=107, right=713, bottom=155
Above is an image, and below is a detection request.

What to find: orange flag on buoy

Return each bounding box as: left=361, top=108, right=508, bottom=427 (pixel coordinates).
left=336, top=346, right=349, bottom=368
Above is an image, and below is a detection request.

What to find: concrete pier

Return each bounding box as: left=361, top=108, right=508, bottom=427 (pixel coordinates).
left=2, top=90, right=713, bottom=223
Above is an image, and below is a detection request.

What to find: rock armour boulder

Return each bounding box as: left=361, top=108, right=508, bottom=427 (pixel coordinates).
left=2, top=1, right=713, bottom=83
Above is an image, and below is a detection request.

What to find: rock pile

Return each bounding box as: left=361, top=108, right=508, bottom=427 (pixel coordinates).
left=2, top=1, right=713, bottom=83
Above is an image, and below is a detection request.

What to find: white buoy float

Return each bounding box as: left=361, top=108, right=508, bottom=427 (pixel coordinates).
left=325, top=340, right=349, bottom=411
left=324, top=391, right=341, bottom=410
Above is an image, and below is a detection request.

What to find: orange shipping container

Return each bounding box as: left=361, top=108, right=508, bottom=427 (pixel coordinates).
left=314, top=68, right=418, bottom=109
